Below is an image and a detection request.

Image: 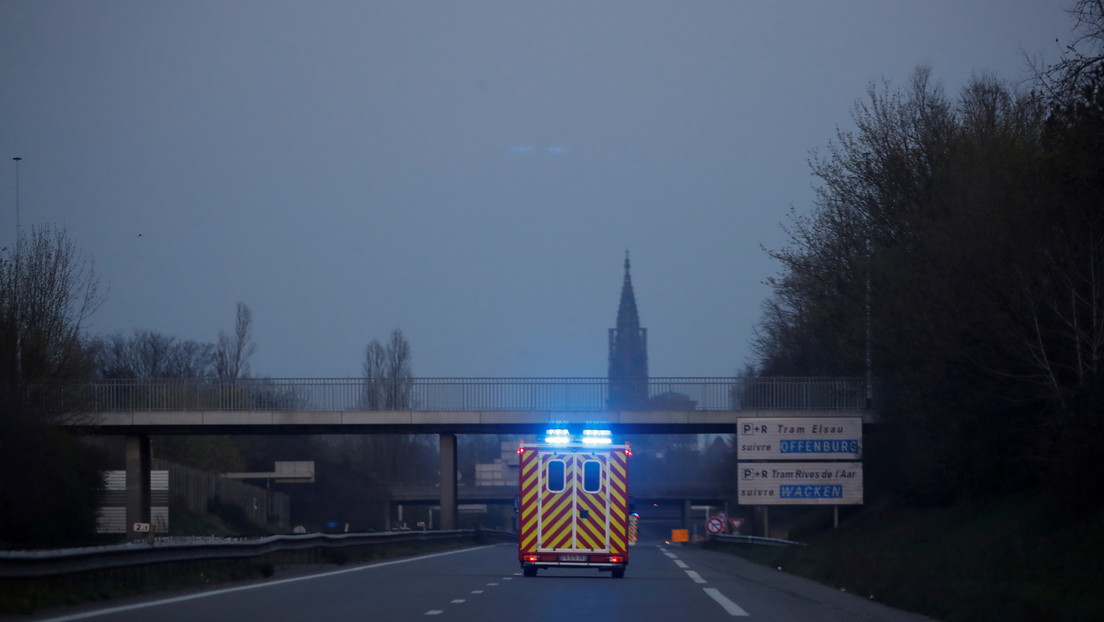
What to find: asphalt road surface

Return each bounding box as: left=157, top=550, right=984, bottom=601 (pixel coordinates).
left=25, top=544, right=938, bottom=622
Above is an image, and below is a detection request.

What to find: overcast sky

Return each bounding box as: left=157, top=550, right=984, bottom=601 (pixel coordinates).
left=1, top=1, right=1076, bottom=379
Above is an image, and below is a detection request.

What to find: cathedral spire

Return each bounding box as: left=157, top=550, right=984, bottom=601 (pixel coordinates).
left=617, top=250, right=641, bottom=333
left=609, top=250, right=648, bottom=410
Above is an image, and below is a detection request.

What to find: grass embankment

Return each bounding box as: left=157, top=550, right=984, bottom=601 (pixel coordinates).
left=708, top=494, right=1104, bottom=621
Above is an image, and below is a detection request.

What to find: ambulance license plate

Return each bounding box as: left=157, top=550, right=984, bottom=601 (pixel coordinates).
left=558, top=554, right=587, bottom=562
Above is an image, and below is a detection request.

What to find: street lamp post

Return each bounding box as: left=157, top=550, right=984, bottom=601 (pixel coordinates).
left=12, top=157, right=20, bottom=234
left=12, top=156, right=22, bottom=384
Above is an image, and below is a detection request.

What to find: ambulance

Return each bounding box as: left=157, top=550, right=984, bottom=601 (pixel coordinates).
left=517, top=429, right=631, bottom=578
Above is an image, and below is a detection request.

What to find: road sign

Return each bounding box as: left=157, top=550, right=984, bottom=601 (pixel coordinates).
left=737, top=417, right=862, bottom=460
left=738, top=462, right=863, bottom=505
left=671, top=529, right=689, bottom=543
left=132, top=522, right=151, bottom=533
left=706, top=516, right=726, bottom=534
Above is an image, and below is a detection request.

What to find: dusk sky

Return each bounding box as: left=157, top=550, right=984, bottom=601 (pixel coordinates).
left=1, top=1, right=1076, bottom=379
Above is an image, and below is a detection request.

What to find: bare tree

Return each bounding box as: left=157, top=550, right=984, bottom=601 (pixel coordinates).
left=214, top=302, right=256, bottom=380
left=0, top=225, right=106, bottom=546
left=1032, top=0, right=1104, bottom=99
left=1, top=225, right=101, bottom=415
left=92, top=330, right=215, bottom=379
left=361, top=328, right=413, bottom=409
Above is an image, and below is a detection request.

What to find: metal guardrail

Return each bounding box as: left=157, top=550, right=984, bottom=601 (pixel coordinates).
left=55, top=377, right=869, bottom=412
left=708, top=533, right=806, bottom=547
left=0, top=530, right=516, bottom=579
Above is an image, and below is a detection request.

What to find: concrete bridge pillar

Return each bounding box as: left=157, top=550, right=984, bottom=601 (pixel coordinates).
left=439, top=433, right=457, bottom=530
left=125, top=434, right=151, bottom=538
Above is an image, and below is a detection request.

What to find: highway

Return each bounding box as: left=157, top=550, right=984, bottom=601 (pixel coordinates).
left=27, top=543, right=936, bottom=622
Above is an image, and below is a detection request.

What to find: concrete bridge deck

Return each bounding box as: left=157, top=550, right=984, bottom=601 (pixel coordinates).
left=73, top=407, right=875, bottom=435
left=55, top=377, right=874, bottom=537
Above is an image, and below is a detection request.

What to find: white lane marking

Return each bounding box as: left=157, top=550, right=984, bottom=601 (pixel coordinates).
left=674, top=559, right=689, bottom=569
left=487, top=582, right=499, bottom=586
left=451, top=599, right=466, bottom=604
left=502, top=577, right=513, bottom=580
left=32, top=545, right=498, bottom=622
left=425, top=610, right=444, bottom=616
left=703, top=587, right=749, bottom=616
left=685, top=570, right=708, bottom=584
left=471, top=590, right=484, bottom=594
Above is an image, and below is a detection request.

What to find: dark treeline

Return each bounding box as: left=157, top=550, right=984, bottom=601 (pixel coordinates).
left=753, top=2, right=1104, bottom=507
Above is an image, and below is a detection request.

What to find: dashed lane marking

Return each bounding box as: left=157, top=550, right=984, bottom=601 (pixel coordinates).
left=662, top=545, right=750, bottom=617
left=685, top=570, right=708, bottom=584
left=704, top=588, right=750, bottom=617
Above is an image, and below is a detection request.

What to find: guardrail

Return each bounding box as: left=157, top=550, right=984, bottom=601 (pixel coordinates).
left=0, top=530, right=516, bottom=579
left=42, top=377, right=870, bottom=412
left=708, top=533, right=806, bottom=547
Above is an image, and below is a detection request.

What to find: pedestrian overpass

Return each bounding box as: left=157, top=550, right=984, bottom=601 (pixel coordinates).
left=62, top=377, right=874, bottom=536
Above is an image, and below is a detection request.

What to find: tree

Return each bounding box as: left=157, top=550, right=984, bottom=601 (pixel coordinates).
left=92, top=330, right=214, bottom=379
left=346, top=328, right=431, bottom=527
left=361, top=328, right=413, bottom=409
left=214, top=302, right=256, bottom=380
left=0, top=225, right=107, bottom=546
left=1, top=225, right=102, bottom=407
left=1033, top=0, right=1104, bottom=100
left=755, top=69, right=1058, bottom=503
left=89, top=318, right=256, bottom=473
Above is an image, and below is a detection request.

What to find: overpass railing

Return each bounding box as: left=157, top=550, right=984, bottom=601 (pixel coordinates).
left=63, top=377, right=869, bottom=412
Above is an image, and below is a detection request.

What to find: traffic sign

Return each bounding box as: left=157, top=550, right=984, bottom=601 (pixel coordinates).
left=738, top=462, right=863, bottom=505
left=706, top=516, right=725, bottom=534
left=737, top=417, right=862, bottom=460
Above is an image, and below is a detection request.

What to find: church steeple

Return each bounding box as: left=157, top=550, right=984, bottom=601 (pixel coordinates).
left=608, top=250, right=648, bottom=410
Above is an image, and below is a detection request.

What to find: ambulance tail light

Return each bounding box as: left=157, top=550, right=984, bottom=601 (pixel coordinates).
left=609, top=555, right=625, bottom=564
left=523, top=554, right=539, bottom=562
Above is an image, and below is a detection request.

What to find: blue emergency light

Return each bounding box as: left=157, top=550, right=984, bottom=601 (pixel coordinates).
left=542, top=429, right=613, bottom=445
left=581, top=429, right=613, bottom=445
left=544, top=429, right=572, bottom=445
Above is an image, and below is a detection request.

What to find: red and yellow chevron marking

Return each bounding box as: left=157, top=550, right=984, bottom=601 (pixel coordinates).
left=574, top=454, right=609, bottom=550
left=538, top=453, right=575, bottom=550
left=608, top=449, right=629, bottom=555
left=518, top=448, right=540, bottom=555
left=517, top=445, right=631, bottom=560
